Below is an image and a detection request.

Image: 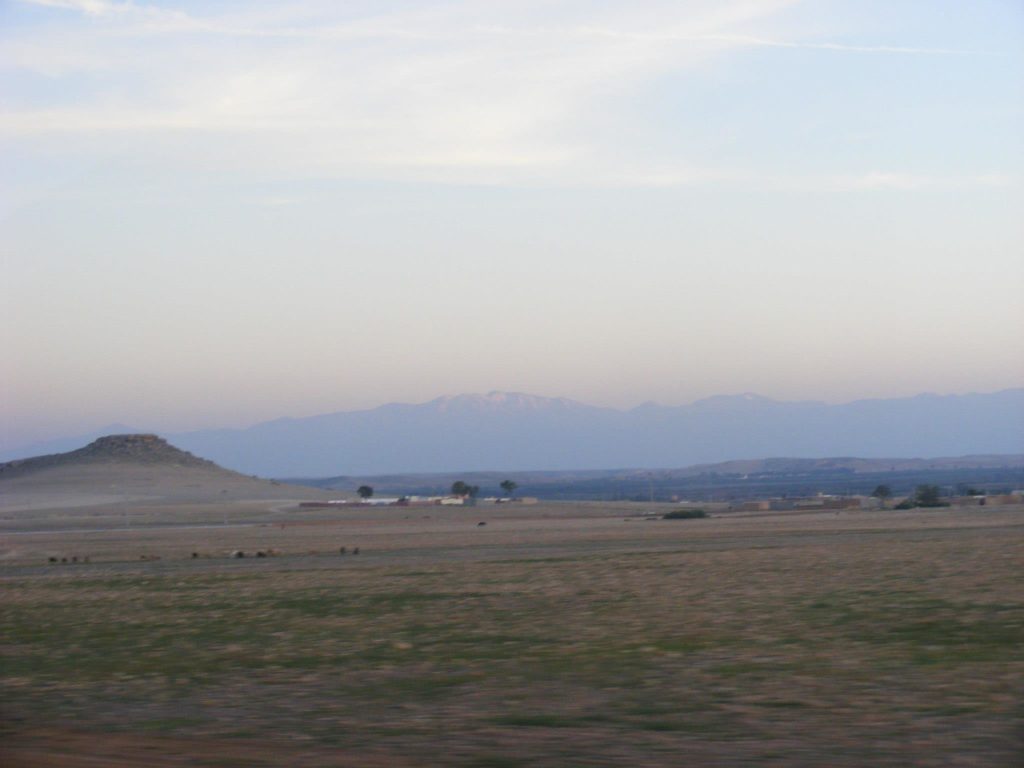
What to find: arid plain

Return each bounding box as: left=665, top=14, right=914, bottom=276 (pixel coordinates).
left=2, top=461, right=1023, bottom=767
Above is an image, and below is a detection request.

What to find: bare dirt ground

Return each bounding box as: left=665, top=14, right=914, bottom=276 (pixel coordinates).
left=2, top=499, right=1023, bottom=766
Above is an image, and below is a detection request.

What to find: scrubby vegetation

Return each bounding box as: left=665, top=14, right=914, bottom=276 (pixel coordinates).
left=662, top=508, right=708, bottom=519
left=894, top=485, right=952, bottom=509
left=913, top=484, right=949, bottom=508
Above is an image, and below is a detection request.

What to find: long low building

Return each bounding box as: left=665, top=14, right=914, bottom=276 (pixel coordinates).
left=298, top=495, right=541, bottom=508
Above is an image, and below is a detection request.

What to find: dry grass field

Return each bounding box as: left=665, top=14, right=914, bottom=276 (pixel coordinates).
left=2, top=499, right=1023, bottom=766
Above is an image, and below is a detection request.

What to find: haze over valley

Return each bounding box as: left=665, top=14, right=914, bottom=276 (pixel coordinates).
left=6, top=388, right=1020, bottom=477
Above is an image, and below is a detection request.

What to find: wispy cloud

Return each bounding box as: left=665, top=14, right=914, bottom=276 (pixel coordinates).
left=21, top=0, right=116, bottom=14
left=2, top=0, right=1018, bottom=189
left=844, top=172, right=932, bottom=191
left=828, top=172, right=1019, bottom=192
left=19, top=0, right=1004, bottom=56
left=18, top=0, right=200, bottom=30
left=574, top=28, right=1005, bottom=57
left=0, top=1, right=780, bottom=184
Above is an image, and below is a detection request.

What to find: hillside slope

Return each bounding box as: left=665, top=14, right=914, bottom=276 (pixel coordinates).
left=0, top=435, right=326, bottom=512
left=0, top=434, right=218, bottom=480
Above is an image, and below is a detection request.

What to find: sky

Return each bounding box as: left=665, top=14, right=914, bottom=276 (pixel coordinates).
left=2, top=0, right=1023, bottom=448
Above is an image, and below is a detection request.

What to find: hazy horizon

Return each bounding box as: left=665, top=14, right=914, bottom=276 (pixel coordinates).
left=4, top=385, right=1024, bottom=452
left=4, top=387, right=1022, bottom=477
left=3, top=1, right=1022, bottom=446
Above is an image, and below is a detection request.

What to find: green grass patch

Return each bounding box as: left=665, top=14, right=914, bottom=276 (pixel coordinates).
left=800, top=591, right=1024, bottom=664
left=492, top=713, right=590, bottom=728
left=137, top=716, right=206, bottom=732
left=466, top=757, right=530, bottom=768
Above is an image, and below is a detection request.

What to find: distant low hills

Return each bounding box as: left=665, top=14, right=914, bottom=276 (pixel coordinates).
left=661, top=455, right=1024, bottom=476
left=299, top=454, right=1024, bottom=502
left=2, top=434, right=1021, bottom=506
left=4, top=389, right=1022, bottom=477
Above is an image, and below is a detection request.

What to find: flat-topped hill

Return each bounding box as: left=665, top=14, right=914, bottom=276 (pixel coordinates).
left=0, top=435, right=329, bottom=513
left=0, top=434, right=219, bottom=480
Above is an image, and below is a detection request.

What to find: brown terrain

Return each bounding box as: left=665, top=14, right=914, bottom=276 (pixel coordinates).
left=0, top=435, right=329, bottom=518
left=1, top=437, right=1022, bottom=766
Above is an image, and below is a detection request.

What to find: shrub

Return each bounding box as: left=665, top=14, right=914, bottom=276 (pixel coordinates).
left=913, top=484, right=948, bottom=508
left=662, top=509, right=708, bottom=520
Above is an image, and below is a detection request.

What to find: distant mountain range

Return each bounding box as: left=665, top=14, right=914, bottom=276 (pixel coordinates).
left=5, top=388, right=1022, bottom=477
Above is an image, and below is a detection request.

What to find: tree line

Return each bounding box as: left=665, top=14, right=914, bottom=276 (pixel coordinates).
left=355, top=479, right=519, bottom=500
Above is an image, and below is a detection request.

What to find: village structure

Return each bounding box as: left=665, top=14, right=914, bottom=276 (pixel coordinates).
left=300, top=491, right=1022, bottom=512
left=732, top=492, right=1024, bottom=512
left=300, top=495, right=539, bottom=509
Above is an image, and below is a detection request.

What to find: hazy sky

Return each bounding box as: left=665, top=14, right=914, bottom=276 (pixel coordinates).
left=2, top=0, right=1023, bottom=446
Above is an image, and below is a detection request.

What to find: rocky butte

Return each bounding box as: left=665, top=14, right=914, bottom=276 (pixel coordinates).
left=0, top=434, right=218, bottom=480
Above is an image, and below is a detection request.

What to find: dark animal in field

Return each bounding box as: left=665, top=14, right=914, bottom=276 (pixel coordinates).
left=61, top=557, right=67, bottom=563
left=353, top=547, right=360, bottom=555
left=232, top=550, right=245, bottom=558
left=256, top=550, right=267, bottom=558
left=71, top=556, right=78, bottom=563
left=477, top=521, right=487, bottom=526
left=191, top=552, right=199, bottom=558
left=339, top=546, right=346, bottom=555
left=48, top=557, right=57, bottom=563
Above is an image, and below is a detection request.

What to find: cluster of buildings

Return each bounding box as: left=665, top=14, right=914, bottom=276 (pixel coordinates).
left=300, top=495, right=538, bottom=509
left=948, top=493, right=1024, bottom=507
left=733, top=491, right=1023, bottom=512
left=736, top=496, right=866, bottom=512
left=299, top=491, right=1022, bottom=511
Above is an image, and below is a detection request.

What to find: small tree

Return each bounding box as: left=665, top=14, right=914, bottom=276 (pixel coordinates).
left=914, top=484, right=943, bottom=507
left=451, top=480, right=480, bottom=499
left=357, top=485, right=374, bottom=499
left=500, top=480, right=518, bottom=498
left=663, top=509, right=708, bottom=520
left=871, top=484, right=892, bottom=508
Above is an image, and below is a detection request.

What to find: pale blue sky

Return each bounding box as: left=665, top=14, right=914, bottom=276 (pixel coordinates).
left=2, top=0, right=1022, bottom=446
